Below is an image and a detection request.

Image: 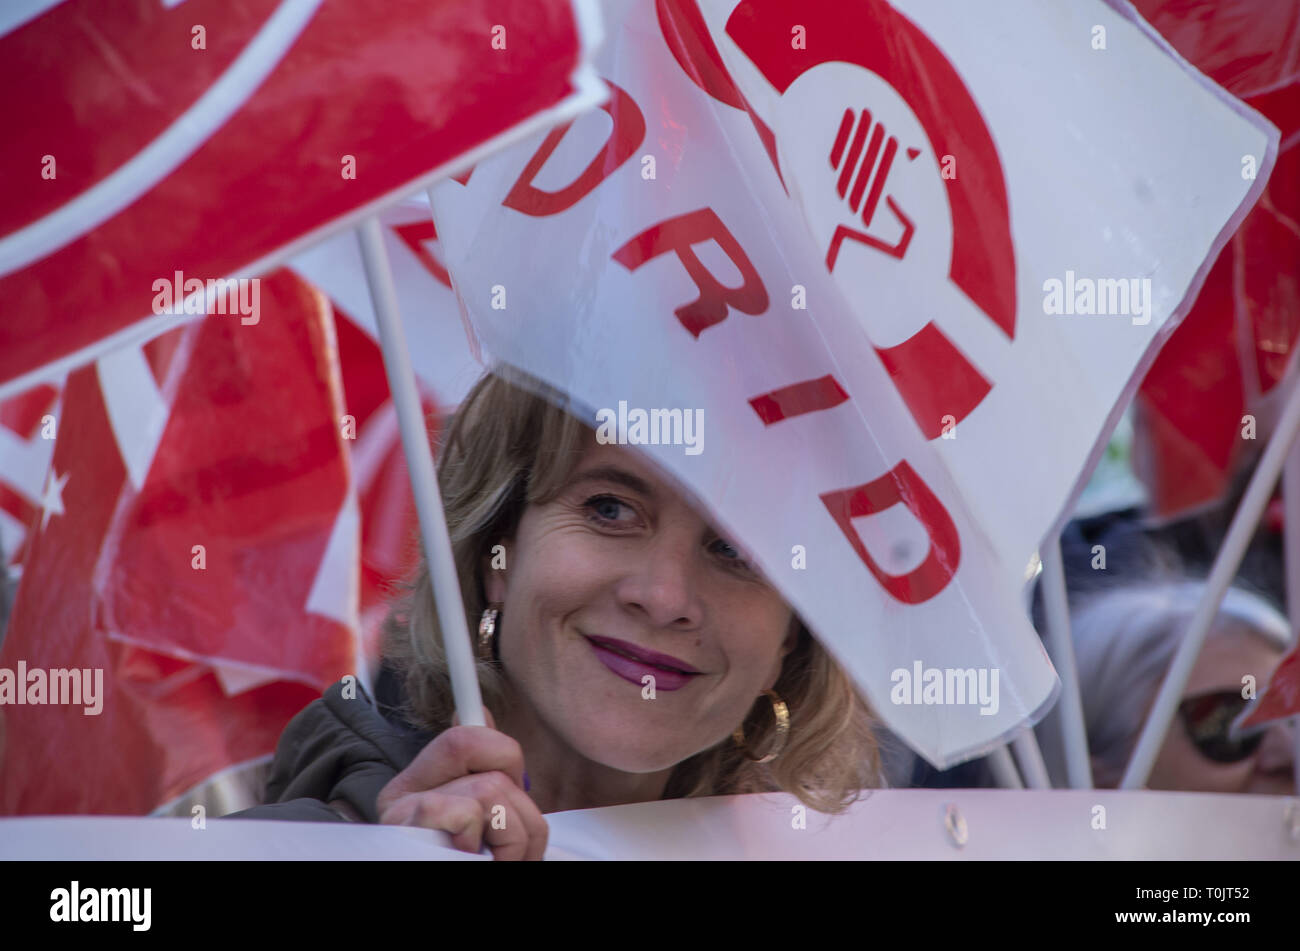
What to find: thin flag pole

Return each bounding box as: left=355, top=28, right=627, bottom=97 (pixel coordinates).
left=1122, top=376, right=1300, bottom=788
left=1012, top=729, right=1052, bottom=789
left=1283, top=434, right=1300, bottom=793
left=356, top=216, right=486, bottom=728
left=1041, top=538, right=1093, bottom=787
left=987, top=745, right=1024, bottom=788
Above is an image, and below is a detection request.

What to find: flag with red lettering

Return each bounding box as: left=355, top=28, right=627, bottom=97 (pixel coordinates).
left=428, top=0, right=1277, bottom=766
left=0, top=0, right=604, bottom=400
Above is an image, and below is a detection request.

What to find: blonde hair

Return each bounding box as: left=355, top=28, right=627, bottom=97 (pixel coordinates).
left=383, top=370, right=882, bottom=813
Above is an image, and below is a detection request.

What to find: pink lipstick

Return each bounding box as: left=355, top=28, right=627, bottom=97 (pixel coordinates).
left=585, top=635, right=701, bottom=691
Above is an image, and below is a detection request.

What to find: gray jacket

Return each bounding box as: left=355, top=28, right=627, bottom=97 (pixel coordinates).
left=229, top=678, right=433, bottom=823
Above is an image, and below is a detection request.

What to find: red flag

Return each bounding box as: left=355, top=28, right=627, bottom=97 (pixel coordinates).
left=0, top=0, right=602, bottom=397
left=1132, top=0, right=1300, bottom=517
left=0, top=382, right=61, bottom=571
left=0, top=270, right=358, bottom=815
left=331, top=305, right=437, bottom=666
left=1239, top=642, right=1300, bottom=729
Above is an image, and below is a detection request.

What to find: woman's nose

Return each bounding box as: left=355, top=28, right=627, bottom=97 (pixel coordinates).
left=618, top=530, right=703, bottom=629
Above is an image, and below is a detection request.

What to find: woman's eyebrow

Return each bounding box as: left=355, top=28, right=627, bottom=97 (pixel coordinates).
left=566, top=465, right=656, bottom=499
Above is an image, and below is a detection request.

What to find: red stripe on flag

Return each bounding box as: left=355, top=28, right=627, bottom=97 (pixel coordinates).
left=829, top=108, right=854, bottom=168
left=860, top=134, right=898, bottom=225
left=849, top=120, right=885, bottom=214
left=836, top=112, right=869, bottom=198
left=874, top=323, right=991, bottom=439
left=749, top=375, right=849, bottom=424
left=0, top=384, right=59, bottom=438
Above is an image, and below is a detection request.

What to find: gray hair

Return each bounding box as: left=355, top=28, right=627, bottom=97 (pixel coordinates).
left=1039, top=578, right=1291, bottom=785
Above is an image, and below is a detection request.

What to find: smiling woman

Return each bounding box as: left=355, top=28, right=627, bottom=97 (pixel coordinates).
left=231, top=370, right=882, bottom=858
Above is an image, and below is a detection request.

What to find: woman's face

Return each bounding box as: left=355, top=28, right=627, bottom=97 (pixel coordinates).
left=483, top=435, right=798, bottom=774
left=1146, top=621, right=1295, bottom=795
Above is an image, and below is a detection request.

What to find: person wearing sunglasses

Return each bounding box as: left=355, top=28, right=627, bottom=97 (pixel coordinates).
left=1053, top=578, right=1295, bottom=794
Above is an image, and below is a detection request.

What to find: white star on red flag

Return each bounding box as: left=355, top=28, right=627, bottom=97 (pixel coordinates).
left=38, top=466, right=68, bottom=532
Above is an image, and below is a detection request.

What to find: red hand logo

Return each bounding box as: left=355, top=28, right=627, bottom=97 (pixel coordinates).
left=826, top=107, right=916, bottom=267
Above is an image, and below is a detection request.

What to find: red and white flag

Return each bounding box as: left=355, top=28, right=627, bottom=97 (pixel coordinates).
left=0, top=0, right=604, bottom=399
left=1130, top=0, right=1300, bottom=518
left=0, top=270, right=361, bottom=815
left=1238, top=643, right=1300, bottom=731
left=328, top=302, right=442, bottom=666
left=0, top=271, right=455, bottom=814
left=0, top=382, right=62, bottom=574
left=429, top=0, right=1277, bottom=766
left=290, top=197, right=482, bottom=410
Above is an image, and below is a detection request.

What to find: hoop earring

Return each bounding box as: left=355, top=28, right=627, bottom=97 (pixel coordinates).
left=478, top=604, right=502, bottom=653
left=732, top=689, right=790, bottom=764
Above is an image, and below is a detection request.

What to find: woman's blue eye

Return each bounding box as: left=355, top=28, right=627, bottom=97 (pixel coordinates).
left=710, top=537, right=749, bottom=568
left=585, top=495, right=629, bottom=522
left=584, top=497, right=749, bottom=569
left=711, top=538, right=740, bottom=558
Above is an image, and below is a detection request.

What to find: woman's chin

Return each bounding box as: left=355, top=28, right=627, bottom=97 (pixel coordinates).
left=568, top=728, right=701, bottom=775
left=545, top=693, right=731, bottom=774
left=592, top=744, right=687, bottom=774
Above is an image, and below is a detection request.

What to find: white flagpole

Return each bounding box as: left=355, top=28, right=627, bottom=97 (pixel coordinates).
left=355, top=216, right=486, bottom=728
left=1012, top=729, right=1052, bottom=789
left=1122, top=376, right=1300, bottom=788
left=1041, top=538, right=1093, bottom=787
left=1283, top=434, right=1300, bottom=793
left=987, top=746, right=1024, bottom=788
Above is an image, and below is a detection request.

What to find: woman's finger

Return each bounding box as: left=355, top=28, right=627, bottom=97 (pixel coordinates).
left=380, top=773, right=547, bottom=860
left=379, top=791, right=485, bottom=855
left=439, top=770, right=548, bottom=861
left=377, top=724, right=524, bottom=813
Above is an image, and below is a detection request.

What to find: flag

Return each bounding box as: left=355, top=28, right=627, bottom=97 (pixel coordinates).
left=290, top=197, right=481, bottom=410
left=1130, top=0, right=1300, bottom=517
left=328, top=303, right=441, bottom=666
left=1238, top=643, right=1300, bottom=730
left=0, top=0, right=605, bottom=399
left=428, top=0, right=1277, bottom=767
left=0, top=382, right=62, bottom=574
left=0, top=270, right=359, bottom=814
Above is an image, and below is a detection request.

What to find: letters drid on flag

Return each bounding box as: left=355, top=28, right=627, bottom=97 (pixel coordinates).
left=435, top=0, right=1275, bottom=766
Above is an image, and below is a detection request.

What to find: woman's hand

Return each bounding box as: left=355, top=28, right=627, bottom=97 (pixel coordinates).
left=375, top=708, right=548, bottom=860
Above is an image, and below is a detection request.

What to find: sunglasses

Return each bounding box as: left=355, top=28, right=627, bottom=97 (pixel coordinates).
left=1177, top=690, right=1263, bottom=764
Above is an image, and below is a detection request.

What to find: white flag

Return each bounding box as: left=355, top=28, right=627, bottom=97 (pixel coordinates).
left=429, top=0, right=1277, bottom=767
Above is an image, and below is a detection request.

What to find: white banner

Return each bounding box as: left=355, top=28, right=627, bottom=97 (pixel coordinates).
left=428, top=0, right=1277, bottom=767
left=3, top=791, right=1297, bottom=860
